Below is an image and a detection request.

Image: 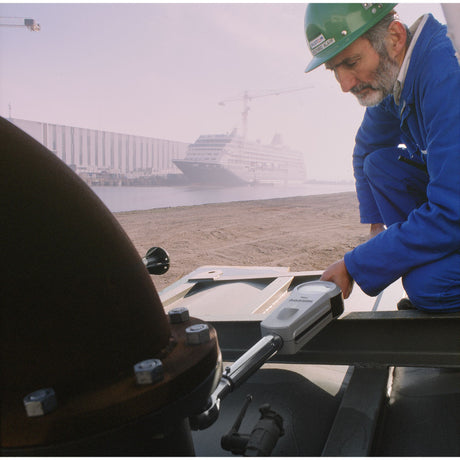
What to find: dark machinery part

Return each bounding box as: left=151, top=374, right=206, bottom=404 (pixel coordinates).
left=221, top=395, right=284, bottom=456
left=143, top=246, right=170, bottom=275
left=220, top=395, right=252, bottom=455
left=221, top=395, right=254, bottom=454
left=0, top=117, right=220, bottom=455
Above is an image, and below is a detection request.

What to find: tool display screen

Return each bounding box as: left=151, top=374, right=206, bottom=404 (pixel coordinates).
left=297, top=283, right=332, bottom=295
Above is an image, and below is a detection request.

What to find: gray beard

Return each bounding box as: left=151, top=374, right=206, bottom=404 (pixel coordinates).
left=351, top=51, right=400, bottom=107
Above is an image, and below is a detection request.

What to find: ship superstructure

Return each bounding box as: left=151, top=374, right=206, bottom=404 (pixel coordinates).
left=173, top=131, right=306, bottom=186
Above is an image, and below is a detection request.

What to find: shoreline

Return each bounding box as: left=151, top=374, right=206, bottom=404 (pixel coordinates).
left=115, top=191, right=367, bottom=292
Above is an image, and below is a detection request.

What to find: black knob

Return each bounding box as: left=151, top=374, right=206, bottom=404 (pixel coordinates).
left=142, top=247, right=170, bottom=275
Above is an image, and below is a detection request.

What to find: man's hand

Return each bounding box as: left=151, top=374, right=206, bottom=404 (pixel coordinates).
left=320, top=258, right=354, bottom=299
left=369, top=223, right=385, bottom=239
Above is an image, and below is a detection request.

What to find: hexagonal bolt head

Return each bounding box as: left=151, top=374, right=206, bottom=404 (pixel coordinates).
left=134, top=359, right=164, bottom=385
left=186, top=323, right=211, bottom=345
left=168, top=306, right=190, bottom=324
left=23, top=388, right=57, bottom=417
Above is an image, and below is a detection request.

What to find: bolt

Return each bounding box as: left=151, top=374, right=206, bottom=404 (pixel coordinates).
left=168, top=307, right=190, bottom=324
left=23, top=388, right=57, bottom=417
left=186, top=323, right=210, bottom=345
left=134, top=359, right=164, bottom=385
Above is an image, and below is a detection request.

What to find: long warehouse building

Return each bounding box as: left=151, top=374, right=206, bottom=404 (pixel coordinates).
left=10, top=118, right=189, bottom=184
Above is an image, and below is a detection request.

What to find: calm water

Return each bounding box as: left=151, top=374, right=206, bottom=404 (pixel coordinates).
left=91, top=182, right=355, bottom=213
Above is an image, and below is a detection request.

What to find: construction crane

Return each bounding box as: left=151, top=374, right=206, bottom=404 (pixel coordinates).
left=0, top=17, right=40, bottom=31
left=218, top=86, right=312, bottom=139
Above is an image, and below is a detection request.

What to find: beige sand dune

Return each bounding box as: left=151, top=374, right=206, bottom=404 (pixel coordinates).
left=115, top=191, right=368, bottom=292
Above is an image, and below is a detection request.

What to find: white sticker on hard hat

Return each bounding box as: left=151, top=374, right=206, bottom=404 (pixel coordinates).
left=311, top=37, right=336, bottom=55
left=310, top=34, right=326, bottom=49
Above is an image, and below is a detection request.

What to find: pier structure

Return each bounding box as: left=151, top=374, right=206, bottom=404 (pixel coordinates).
left=10, top=118, right=189, bottom=185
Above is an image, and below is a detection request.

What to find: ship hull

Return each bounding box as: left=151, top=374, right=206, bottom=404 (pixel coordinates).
left=173, top=160, right=253, bottom=186
left=173, top=160, right=303, bottom=186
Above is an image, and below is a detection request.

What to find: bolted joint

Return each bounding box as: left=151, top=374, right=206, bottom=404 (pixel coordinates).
left=186, top=323, right=211, bottom=345
left=134, top=359, right=164, bottom=385
left=168, top=306, right=190, bottom=324
left=23, top=388, right=57, bottom=417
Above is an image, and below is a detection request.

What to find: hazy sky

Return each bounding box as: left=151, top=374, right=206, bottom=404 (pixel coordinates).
left=0, top=2, right=447, bottom=180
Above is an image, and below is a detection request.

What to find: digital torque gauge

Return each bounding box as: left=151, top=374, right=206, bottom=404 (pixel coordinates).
left=191, top=281, right=344, bottom=429
left=260, top=280, right=343, bottom=354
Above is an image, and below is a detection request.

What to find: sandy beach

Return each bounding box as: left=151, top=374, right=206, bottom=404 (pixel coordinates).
left=114, top=191, right=368, bottom=292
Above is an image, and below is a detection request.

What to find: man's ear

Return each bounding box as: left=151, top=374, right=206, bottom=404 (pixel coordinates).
left=385, top=20, right=407, bottom=64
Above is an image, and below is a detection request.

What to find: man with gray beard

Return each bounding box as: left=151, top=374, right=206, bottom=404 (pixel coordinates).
left=304, top=4, right=460, bottom=312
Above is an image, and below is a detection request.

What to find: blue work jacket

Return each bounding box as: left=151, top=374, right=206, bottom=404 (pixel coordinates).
left=344, top=14, right=460, bottom=296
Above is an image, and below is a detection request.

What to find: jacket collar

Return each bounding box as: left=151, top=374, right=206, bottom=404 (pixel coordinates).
left=393, top=14, right=429, bottom=105
left=395, top=14, right=446, bottom=108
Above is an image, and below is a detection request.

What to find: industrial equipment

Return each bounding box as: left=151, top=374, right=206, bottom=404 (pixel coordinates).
left=0, top=16, right=40, bottom=31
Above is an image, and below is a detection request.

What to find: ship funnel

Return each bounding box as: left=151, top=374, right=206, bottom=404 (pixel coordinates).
left=271, top=133, right=283, bottom=146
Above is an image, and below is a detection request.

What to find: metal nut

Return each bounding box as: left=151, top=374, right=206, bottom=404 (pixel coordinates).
left=168, top=307, right=190, bottom=324
left=23, top=388, right=57, bottom=417
left=186, top=323, right=210, bottom=345
left=134, top=359, right=164, bottom=385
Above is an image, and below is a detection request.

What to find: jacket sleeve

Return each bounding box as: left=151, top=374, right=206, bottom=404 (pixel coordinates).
left=345, top=52, right=460, bottom=296
left=353, top=104, right=402, bottom=223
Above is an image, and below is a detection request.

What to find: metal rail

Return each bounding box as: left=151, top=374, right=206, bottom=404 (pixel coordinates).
left=212, top=310, right=460, bottom=368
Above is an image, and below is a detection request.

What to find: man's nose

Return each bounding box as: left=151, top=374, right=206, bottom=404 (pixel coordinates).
left=335, top=68, right=357, bottom=93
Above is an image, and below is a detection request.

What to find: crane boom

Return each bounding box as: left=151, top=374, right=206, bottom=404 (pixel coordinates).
left=0, top=17, right=40, bottom=31
left=218, top=86, right=312, bottom=139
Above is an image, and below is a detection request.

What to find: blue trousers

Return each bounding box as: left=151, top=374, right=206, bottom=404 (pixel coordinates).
left=363, top=148, right=460, bottom=312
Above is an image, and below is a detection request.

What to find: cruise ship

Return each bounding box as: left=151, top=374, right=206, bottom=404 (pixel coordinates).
left=173, top=131, right=306, bottom=186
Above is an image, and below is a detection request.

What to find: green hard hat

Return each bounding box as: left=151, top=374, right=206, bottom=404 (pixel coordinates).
left=304, top=3, right=397, bottom=73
